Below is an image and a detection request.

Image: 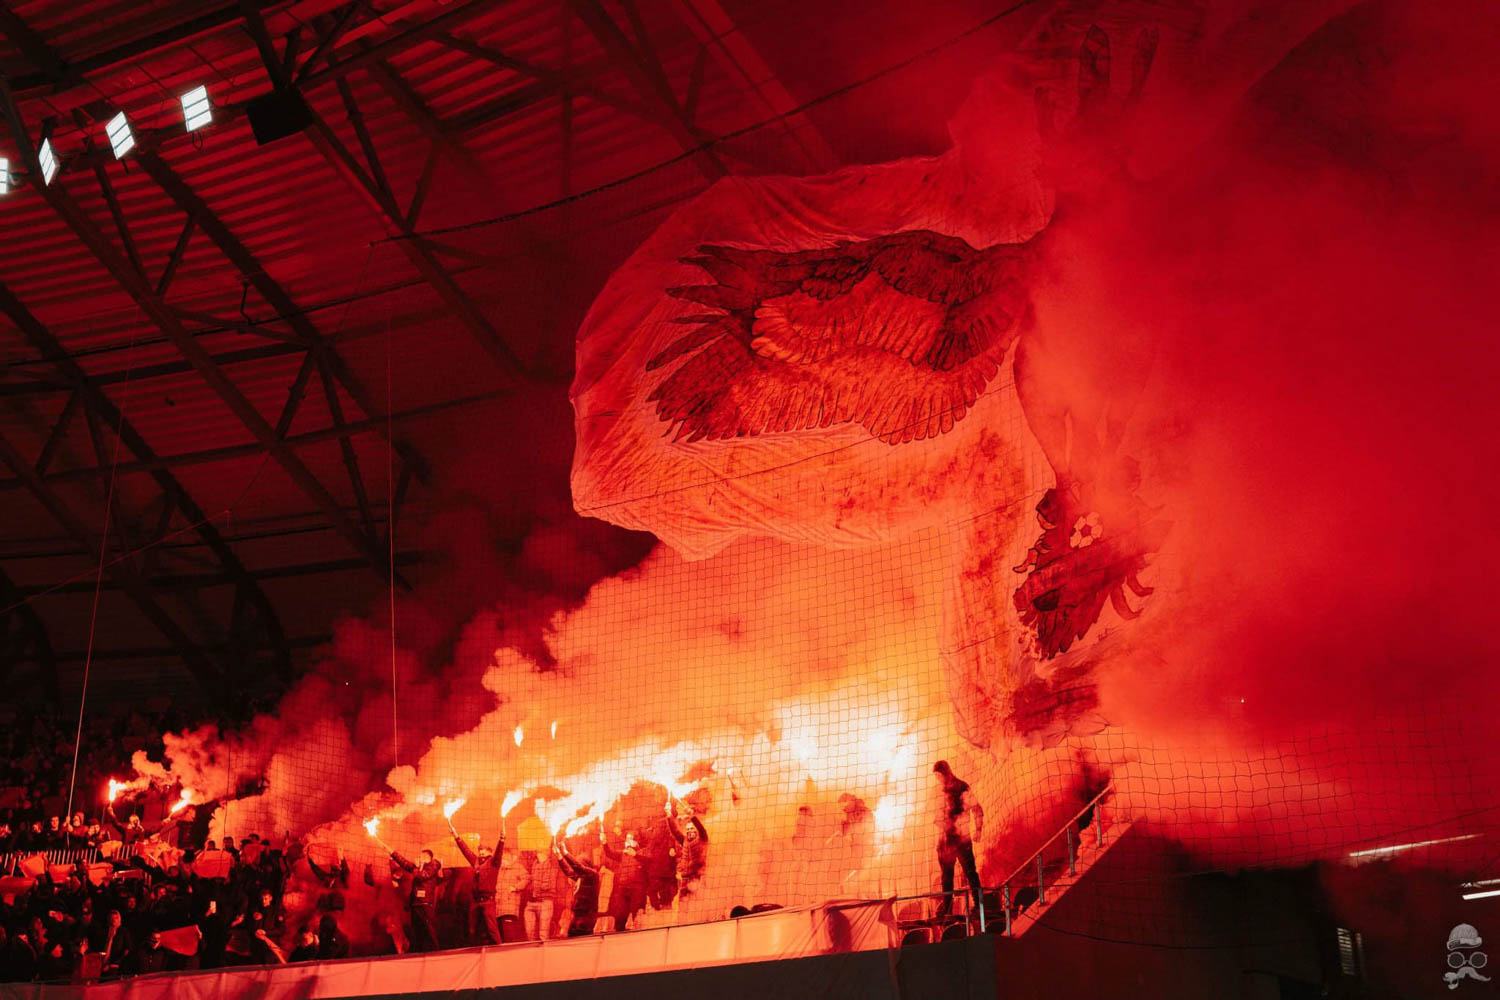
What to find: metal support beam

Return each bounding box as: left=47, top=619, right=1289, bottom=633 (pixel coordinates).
left=156, top=211, right=197, bottom=298
left=0, top=565, right=57, bottom=702
left=0, top=389, right=505, bottom=488
left=317, top=357, right=377, bottom=539
left=0, top=430, right=226, bottom=695
left=296, top=0, right=508, bottom=91
left=0, top=279, right=295, bottom=692
left=295, top=3, right=360, bottom=83
left=20, top=551, right=428, bottom=596
left=568, top=0, right=727, bottom=180
left=132, top=150, right=431, bottom=483
left=0, top=94, right=396, bottom=587
left=33, top=390, right=81, bottom=475
left=301, top=111, right=529, bottom=377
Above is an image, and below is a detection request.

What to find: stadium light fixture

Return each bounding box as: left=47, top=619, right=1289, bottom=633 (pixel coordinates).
left=181, top=85, right=212, bottom=132
left=1347, top=833, right=1479, bottom=859
left=106, top=112, right=135, bottom=159
left=37, top=138, right=58, bottom=184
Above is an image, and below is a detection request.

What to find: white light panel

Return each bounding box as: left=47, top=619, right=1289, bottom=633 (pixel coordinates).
left=37, top=138, right=58, bottom=184
left=106, top=112, right=135, bottom=159
left=181, top=85, right=212, bottom=132
left=0, top=157, right=8, bottom=195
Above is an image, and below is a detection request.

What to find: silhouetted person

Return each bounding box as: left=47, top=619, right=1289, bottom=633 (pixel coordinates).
left=448, top=815, right=505, bottom=946
left=666, top=800, right=709, bottom=904
left=389, top=848, right=442, bottom=951
left=602, top=830, right=647, bottom=932
left=553, top=839, right=600, bottom=937
left=932, top=760, right=984, bottom=919
left=317, top=914, right=349, bottom=960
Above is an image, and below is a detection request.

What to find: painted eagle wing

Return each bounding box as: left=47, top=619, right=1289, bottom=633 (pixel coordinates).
left=646, top=232, right=1028, bottom=444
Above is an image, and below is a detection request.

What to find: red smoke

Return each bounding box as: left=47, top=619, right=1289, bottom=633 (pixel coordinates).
left=120, top=0, right=1500, bottom=952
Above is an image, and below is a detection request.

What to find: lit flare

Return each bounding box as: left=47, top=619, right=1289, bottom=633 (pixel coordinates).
left=513, top=724, right=524, bottom=747
left=443, top=797, right=467, bottom=820
left=169, top=789, right=194, bottom=815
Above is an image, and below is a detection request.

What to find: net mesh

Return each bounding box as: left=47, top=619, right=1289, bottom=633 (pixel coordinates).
left=78, top=0, right=1498, bottom=964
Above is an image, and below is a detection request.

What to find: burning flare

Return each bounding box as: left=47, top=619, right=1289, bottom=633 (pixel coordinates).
left=363, top=816, right=380, bottom=839
left=442, top=797, right=467, bottom=820
left=551, top=720, right=558, bottom=740
left=169, top=789, right=194, bottom=815
left=500, top=790, right=523, bottom=817
left=513, top=724, right=524, bottom=747
left=106, top=779, right=128, bottom=803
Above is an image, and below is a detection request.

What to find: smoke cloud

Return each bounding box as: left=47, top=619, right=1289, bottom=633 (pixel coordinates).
left=117, top=0, right=1499, bottom=951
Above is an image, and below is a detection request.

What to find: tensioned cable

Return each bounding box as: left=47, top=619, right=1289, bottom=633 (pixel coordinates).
left=376, top=0, right=1044, bottom=246
left=65, top=314, right=141, bottom=821
left=386, top=291, right=399, bottom=770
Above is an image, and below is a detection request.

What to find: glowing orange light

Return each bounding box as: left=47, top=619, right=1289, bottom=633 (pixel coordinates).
left=513, top=724, right=524, bottom=747
left=442, top=797, right=466, bottom=820
left=550, top=720, right=558, bottom=740
left=500, top=790, right=523, bottom=817
left=169, top=789, right=193, bottom=815
left=363, top=817, right=380, bottom=838
left=106, top=779, right=127, bottom=803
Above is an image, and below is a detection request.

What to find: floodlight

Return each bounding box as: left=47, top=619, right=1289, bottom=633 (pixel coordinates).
left=0, top=158, right=8, bottom=195
left=37, top=139, right=58, bottom=184
left=106, top=112, right=134, bottom=159
left=181, top=85, right=212, bottom=132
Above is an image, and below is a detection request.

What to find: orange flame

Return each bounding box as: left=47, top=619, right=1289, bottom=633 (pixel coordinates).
left=513, top=724, right=524, bottom=747
left=106, top=779, right=128, bottom=803
left=169, top=789, right=193, bottom=815
left=442, top=797, right=467, bottom=820
left=363, top=816, right=381, bottom=838
left=500, top=790, right=523, bottom=817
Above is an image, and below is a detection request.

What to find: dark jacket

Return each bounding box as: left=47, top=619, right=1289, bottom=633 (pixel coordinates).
left=453, top=835, right=504, bottom=898
left=390, top=853, right=442, bottom=908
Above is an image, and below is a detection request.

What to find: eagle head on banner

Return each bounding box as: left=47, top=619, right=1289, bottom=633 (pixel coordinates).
left=572, top=29, right=1171, bottom=748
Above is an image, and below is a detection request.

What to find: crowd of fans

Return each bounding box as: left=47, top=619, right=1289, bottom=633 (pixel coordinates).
left=0, top=709, right=716, bottom=986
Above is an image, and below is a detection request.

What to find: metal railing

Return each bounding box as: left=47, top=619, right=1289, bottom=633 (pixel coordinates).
left=993, top=781, right=1116, bottom=936
left=0, top=843, right=167, bottom=875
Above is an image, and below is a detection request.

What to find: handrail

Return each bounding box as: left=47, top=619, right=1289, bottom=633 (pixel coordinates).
left=996, top=780, right=1115, bottom=890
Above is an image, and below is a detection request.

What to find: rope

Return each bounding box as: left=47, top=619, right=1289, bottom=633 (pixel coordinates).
left=387, top=292, right=399, bottom=770
left=66, top=317, right=140, bottom=820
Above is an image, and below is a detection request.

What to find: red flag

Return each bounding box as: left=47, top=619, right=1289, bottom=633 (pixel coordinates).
left=191, top=850, right=232, bottom=880
left=157, top=925, right=201, bottom=956
left=0, top=875, right=35, bottom=896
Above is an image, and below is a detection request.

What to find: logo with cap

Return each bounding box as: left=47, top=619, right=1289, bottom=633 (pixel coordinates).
left=1446, top=923, right=1490, bottom=990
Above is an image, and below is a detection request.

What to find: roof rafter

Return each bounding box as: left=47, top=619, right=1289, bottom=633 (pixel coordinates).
left=0, top=85, right=401, bottom=589
left=0, top=278, right=295, bottom=697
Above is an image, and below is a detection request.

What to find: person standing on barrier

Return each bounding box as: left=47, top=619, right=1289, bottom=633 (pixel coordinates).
left=932, top=760, right=984, bottom=920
